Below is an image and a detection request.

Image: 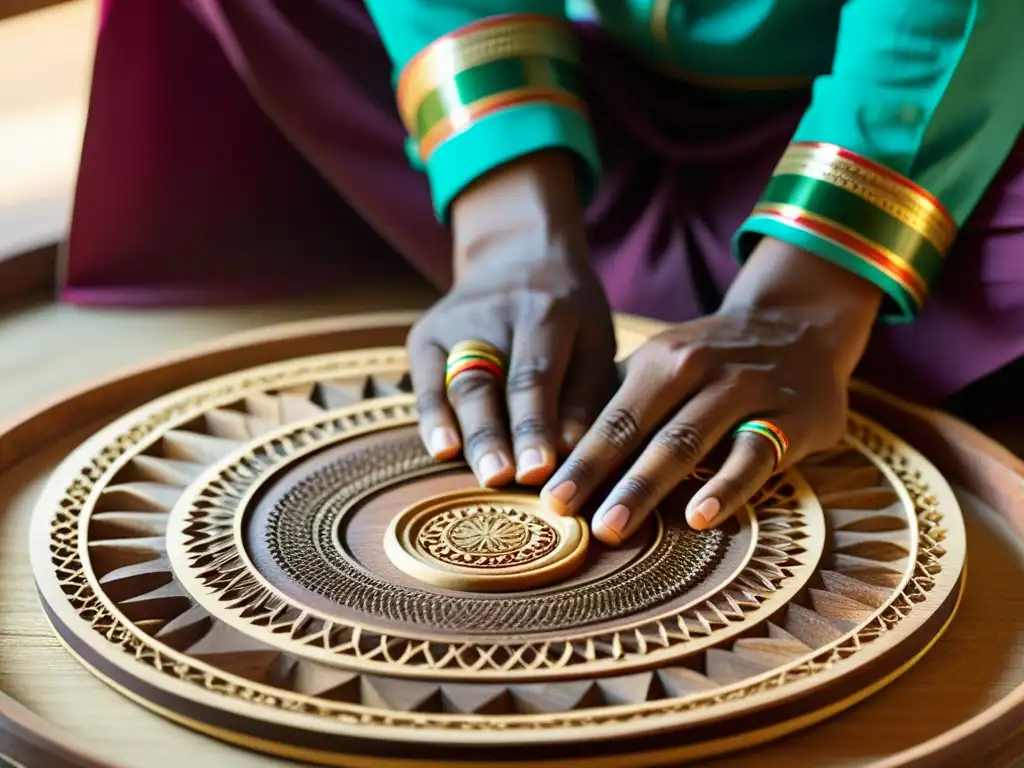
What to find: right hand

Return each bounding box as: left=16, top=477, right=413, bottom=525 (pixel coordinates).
left=408, top=151, right=618, bottom=487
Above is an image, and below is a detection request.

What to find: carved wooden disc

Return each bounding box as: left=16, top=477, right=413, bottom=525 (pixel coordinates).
left=382, top=490, right=590, bottom=592
left=28, top=344, right=967, bottom=766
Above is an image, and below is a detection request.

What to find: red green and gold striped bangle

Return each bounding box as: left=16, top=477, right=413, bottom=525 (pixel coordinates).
left=733, top=419, right=789, bottom=470
left=748, top=142, right=956, bottom=318
left=446, top=349, right=502, bottom=368
left=445, top=358, right=504, bottom=388
left=444, top=340, right=507, bottom=389
left=396, top=15, right=588, bottom=164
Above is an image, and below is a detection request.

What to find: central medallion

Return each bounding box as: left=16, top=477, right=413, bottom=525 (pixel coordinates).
left=421, top=505, right=558, bottom=567
left=385, top=490, right=589, bottom=592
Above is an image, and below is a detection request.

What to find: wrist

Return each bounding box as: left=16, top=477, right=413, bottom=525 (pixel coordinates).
left=451, top=150, right=588, bottom=281
left=721, top=237, right=882, bottom=375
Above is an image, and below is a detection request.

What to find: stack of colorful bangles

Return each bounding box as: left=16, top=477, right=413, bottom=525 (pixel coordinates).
left=445, top=341, right=506, bottom=389
left=733, top=418, right=789, bottom=471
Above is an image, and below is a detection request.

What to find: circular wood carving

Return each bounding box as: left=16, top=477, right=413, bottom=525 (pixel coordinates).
left=28, top=345, right=967, bottom=766
left=383, top=490, right=590, bottom=592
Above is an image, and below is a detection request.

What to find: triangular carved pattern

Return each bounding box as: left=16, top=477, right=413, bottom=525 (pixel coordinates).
left=176, top=417, right=811, bottom=673
left=42, top=353, right=950, bottom=731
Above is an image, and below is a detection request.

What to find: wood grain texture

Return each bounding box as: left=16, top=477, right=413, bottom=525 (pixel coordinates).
left=0, top=288, right=436, bottom=470
left=0, top=304, right=1020, bottom=766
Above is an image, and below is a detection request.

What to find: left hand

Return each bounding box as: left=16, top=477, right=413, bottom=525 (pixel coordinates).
left=540, top=238, right=884, bottom=545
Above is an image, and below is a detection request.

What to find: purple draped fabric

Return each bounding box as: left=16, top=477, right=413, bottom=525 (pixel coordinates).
left=66, top=0, right=1024, bottom=404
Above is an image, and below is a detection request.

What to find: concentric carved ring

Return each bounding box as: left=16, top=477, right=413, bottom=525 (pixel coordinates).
left=217, top=420, right=736, bottom=652
left=166, top=412, right=779, bottom=678
left=28, top=345, right=966, bottom=767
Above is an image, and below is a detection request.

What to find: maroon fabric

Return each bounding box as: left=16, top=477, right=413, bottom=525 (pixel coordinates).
left=66, top=0, right=1024, bottom=404
left=65, top=0, right=409, bottom=305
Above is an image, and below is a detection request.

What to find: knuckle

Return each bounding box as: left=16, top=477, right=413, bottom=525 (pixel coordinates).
left=407, top=319, right=434, bottom=349
left=628, top=341, right=661, bottom=367
left=617, top=473, right=659, bottom=503
left=506, top=358, right=550, bottom=394
left=521, top=290, right=564, bottom=321
left=595, top=407, right=641, bottom=454
left=627, top=340, right=669, bottom=375
left=655, top=422, right=706, bottom=464
left=512, top=416, right=549, bottom=442
left=446, top=371, right=495, bottom=402
left=463, top=425, right=506, bottom=460
left=727, top=365, right=768, bottom=395
left=631, top=337, right=681, bottom=374
left=628, top=342, right=710, bottom=388
left=561, top=455, right=599, bottom=484
left=669, top=343, right=712, bottom=381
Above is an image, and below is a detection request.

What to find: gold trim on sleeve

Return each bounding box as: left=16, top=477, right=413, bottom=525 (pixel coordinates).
left=774, top=143, right=957, bottom=254
left=397, top=15, right=580, bottom=134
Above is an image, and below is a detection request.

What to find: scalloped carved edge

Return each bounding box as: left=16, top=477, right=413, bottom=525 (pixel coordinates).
left=0, top=312, right=1017, bottom=767
left=30, top=333, right=961, bottom=740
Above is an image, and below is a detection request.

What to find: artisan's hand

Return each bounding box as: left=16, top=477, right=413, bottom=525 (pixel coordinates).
left=541, top=237, right=883, bottom=544
left=408, top=151, right=618, bottom=487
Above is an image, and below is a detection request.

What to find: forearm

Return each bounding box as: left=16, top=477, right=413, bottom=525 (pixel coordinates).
left=451, top=150, right=588, bottom=281
left=722, top=238, right=882, bottom=378
left=364, top=2, right=600, bottom=223
left=734, top=0, right=1024, bottom=323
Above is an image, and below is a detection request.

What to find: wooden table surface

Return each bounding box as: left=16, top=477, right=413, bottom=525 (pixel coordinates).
left=0, top=285, right=436, bottom=418
left=1, top=294, right=1023, bottom=767
left=1, top=289, right=444, bottom=768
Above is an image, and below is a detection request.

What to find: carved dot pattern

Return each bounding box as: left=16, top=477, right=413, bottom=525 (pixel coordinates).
left=421, top=506, right=558, bottom=568
left=266, top=435, right=725, bottom=634
left=28, top=348, right=962, bottom=751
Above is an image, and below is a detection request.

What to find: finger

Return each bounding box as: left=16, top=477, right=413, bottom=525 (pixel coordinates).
left=408, top=333, right=460, bottom=461
left=541, top=363, right=698, bottom=517
left=506, top=318, right=574, bottom=486
left=589, top=385, right=746, bottom=547
left=448, top=349, right=516, bottom=488
left=556, top=343, right=618, bottom=455
left=685, top=420, right=796, bottom=531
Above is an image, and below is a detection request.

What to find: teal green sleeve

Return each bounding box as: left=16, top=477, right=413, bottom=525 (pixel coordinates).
left=363, top=2, right=601, bottom=222
left=734, top=0, right=1024, bottom=322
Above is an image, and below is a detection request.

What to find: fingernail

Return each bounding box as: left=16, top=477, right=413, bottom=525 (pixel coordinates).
left=541, top=480, right=577, bottom=515
left=560, top=420, right=587, bottom=449
left=429, top=427, right=459, bottom=459
left=594, top=504, right=630, bottom=546
left=516, top=448, right=552, bottom=485
left=689, top=497, right=720, bottom=530
left=477, top=452, right=513, bottom=487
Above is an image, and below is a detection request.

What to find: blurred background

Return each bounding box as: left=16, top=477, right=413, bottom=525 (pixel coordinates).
left=0, top=0, right=1018, bottom=446
left=0, top=0, right=95, bottom=298
left=0, top=0, right=434, bottom=420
